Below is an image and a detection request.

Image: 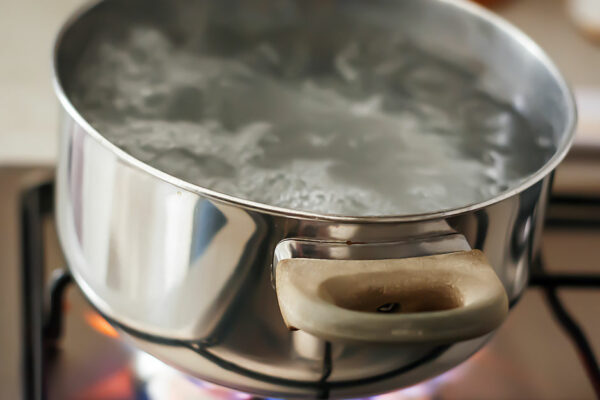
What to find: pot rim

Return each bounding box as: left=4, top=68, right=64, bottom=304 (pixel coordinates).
left=52, top=0, right=577, bottom=224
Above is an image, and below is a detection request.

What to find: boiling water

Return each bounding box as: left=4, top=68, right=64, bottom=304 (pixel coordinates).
left=70, top=26, right=554, bottom=216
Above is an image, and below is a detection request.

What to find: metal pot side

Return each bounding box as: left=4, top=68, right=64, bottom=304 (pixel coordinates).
left=53, top=0, right=576, bottom=398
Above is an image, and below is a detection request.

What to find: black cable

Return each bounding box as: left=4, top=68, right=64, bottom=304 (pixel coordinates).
left=550, top=195, right=600, bottom=207
left=533, top=255, right=600, bottom=398
left=20, top=182, right=54, bottom=400
left=546, top=195, right=600, bottom=229
left=546, top=195, right=600, bottom=228
left=530, top=273, right=600, bottom=288
left=544, top=288, right=600, bottom=399
left=317, top=342, right=333, bottom=399
left=545, top=219, right=600, bottom=229
left=43, top=269, right=73, bottom=343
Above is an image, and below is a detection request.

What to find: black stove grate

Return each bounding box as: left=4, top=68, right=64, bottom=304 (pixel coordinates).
left=19, top=181, right=600, bottom=400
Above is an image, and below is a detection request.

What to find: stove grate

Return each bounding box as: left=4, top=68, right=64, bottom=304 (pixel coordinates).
left=19, top=182, right=600, bottom=400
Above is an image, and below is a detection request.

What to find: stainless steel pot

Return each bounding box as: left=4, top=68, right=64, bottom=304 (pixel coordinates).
left=53, top=0, right=576, bottom=398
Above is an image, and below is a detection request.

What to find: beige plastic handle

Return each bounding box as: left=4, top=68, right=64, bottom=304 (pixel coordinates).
left=276, top=250, right=508, bottom=344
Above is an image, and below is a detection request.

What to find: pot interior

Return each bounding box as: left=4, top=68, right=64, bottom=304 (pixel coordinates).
left=55, top=0, right=575, bottom=218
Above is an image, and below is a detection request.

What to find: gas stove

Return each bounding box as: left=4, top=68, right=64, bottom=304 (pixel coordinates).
left=1, top=0, right=600, bottom=397
left=1, top=163, right=599, bottom=400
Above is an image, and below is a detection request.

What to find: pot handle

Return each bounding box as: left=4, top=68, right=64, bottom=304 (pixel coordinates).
left=275, top=250, right=508, bottom=344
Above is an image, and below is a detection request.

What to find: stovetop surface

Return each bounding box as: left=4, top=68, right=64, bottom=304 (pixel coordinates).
left=1, top=166, right=599, bottom=400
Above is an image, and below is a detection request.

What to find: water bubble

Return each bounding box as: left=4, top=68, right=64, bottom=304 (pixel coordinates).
left=334, top=42, right=360, bottom=81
